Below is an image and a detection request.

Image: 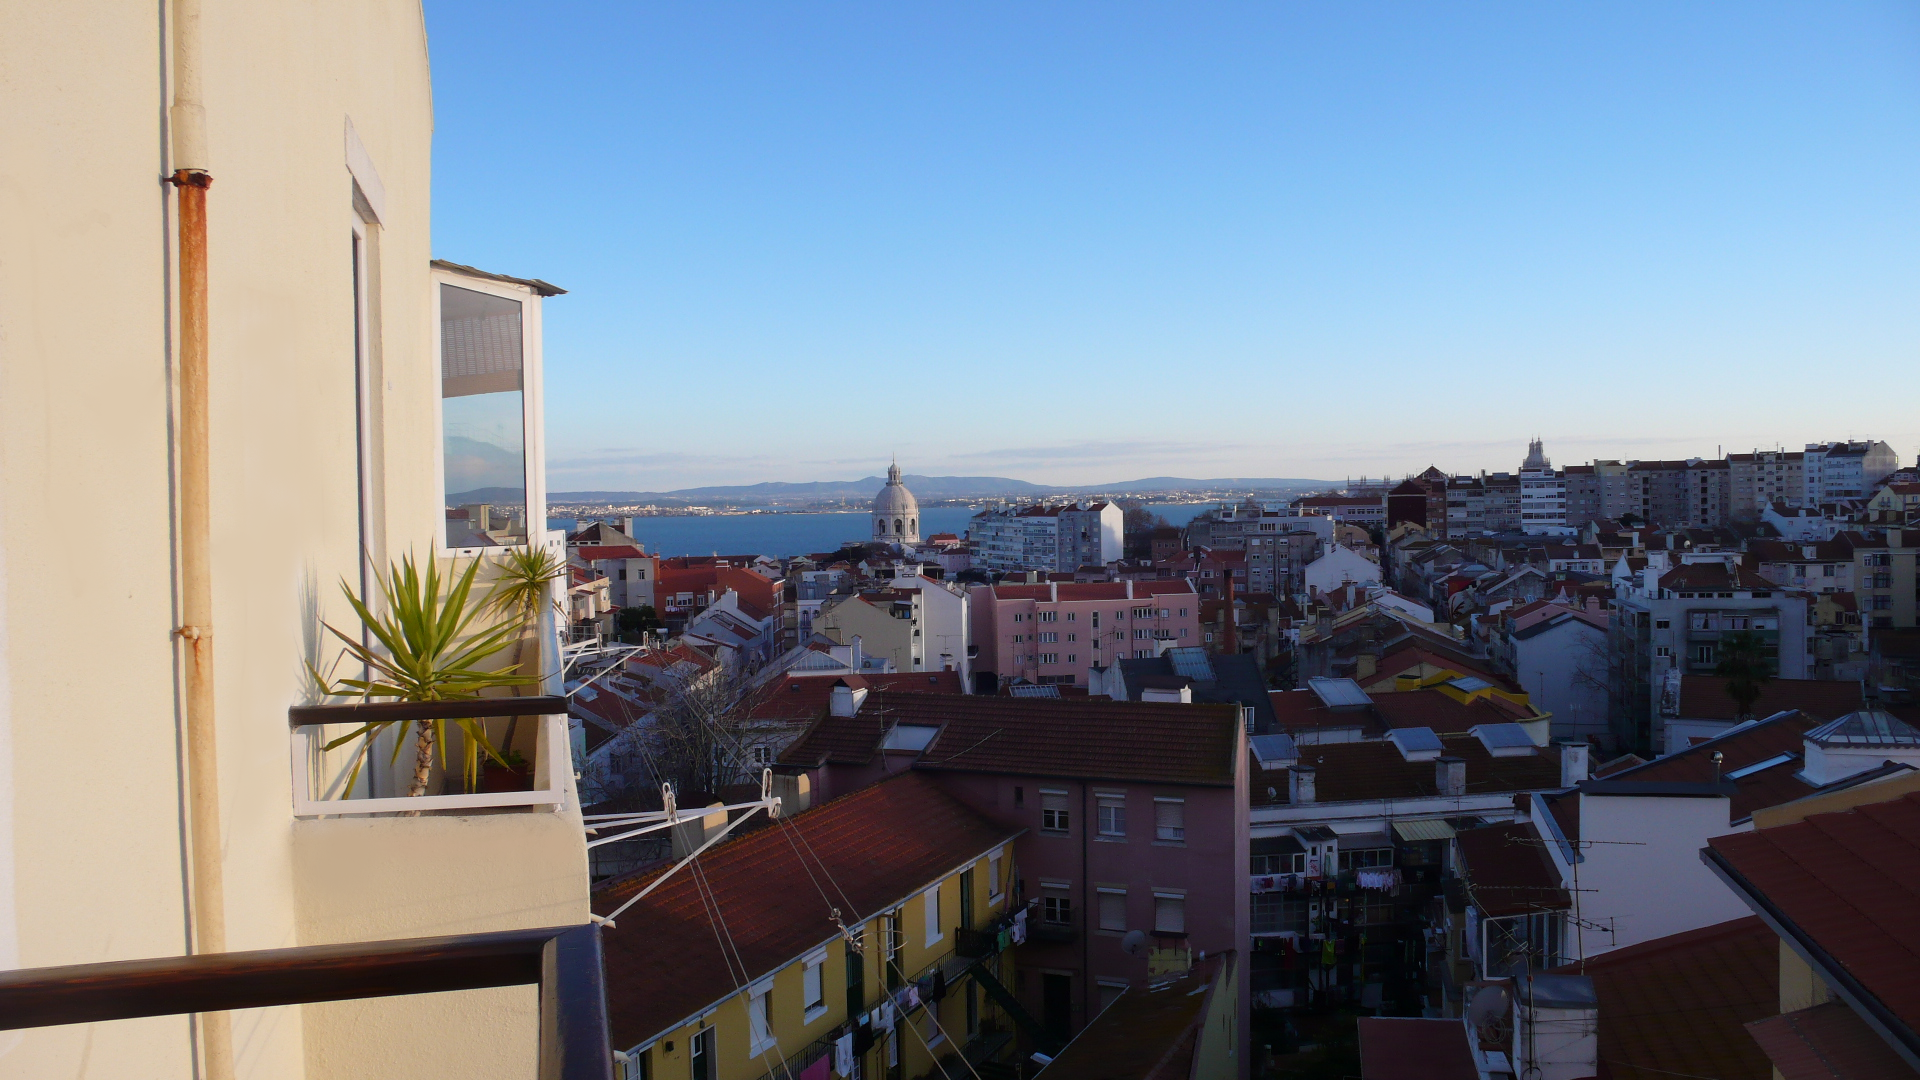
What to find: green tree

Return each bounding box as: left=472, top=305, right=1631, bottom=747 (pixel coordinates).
left=484, top=544, right=567, bottom=758
left=617, top=605, right=662, bottom=641
left=1715, top=630, right=1772, bottom=719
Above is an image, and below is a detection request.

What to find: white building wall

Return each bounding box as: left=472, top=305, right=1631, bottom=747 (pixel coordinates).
left=1564, top=793, right=1750, bottom=957
left=1304, top=546, right=1382, bottom=595
left=1511, top=620, right=1609, bottom=743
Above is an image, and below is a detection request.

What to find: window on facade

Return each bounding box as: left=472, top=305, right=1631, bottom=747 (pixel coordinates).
left=924, top=885, right=943, bottom=945
left=1656, top=646, right=1671, bottom=658
left=1041, top=790, right=1070, bottom=832
left=746, top=982, right=775, bottom=1054
left=1039, top=652, right=1060, bottom=664
left=1039, top=611, right=1057, bottom=622
left=440, top=283, right=529, bottom=548
left=1091, top=612, right=1100, bottom=629
left=988, top=849, right=1004, bottom=898
left=1066, top=654, right=1077, bottom=664
left=1178, top=607, right=1188, bottom=617
left=1654, top=619, right=1670, bottom=629
left=1154, top=798, right=1185, bottom=842
left=1097, top=795, right=1126, bottom=838
left=803, top=952, right=826, bottom=1016
left=1338, top=847, right=1393, bottom=871
left=1043, top=892, right=1073, bottom=925
left=690, top=1026, right=715, bottom=1080
left=1067, top=612, right=1076, bottom=621
left=1824, top=564, right=1837, bottom=576
left=1694, top=644, right=1715, bottom=665
left=1038, top=632, right=1058, bottom=643
left=1153, top=894, right=1186, bottom=934
left=1097, top=889, right=1127, bottom=931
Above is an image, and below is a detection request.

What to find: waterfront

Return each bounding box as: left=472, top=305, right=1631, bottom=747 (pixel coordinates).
left=550, top=502, right=1213, bottom=557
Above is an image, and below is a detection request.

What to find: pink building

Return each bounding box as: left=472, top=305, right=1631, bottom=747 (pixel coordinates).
left=970, top=579, right=1202, bottom=690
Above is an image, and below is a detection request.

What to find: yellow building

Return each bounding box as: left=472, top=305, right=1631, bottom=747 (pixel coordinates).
left=599, top=772, right=1027, bottom=1080
left=1, top=2, right=591, bottom=1076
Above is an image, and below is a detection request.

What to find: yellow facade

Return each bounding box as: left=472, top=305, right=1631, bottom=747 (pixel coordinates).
left=630, top=849, right=1016, bottom=1080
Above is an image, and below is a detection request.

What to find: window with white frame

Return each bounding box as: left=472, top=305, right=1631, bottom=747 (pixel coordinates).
left=924, top=884, right=943, bottom=945
left=1097, top=888, right=1127, bottom=931
left=1038, top=611, right=1057, bottom=622
left=438, top=277, right=536, bottom=548
left=802, top=949, right=828, bottom=1021
left=1154, top=798, right=1185, bottom=842
left=988, top=848, right=1004, bottom=899
left=1041, top=789, right=1070, bottom=833
left=1153, top=892, right=1186, bottom=934
left=747, top=980, right=776, bottom=1055
left=1096, top=794, right=1126, bottom=838
left=1042, top=885, right=1073, bottom=925
left=1038, top=632, right=1058, bottom=643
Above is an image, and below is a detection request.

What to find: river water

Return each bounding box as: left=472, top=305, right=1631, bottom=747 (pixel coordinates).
left=549, top=502, right=1213, bottom=558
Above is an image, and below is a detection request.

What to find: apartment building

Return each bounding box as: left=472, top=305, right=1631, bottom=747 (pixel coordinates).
left=1561, top=464, right=1601, bottom=530
left=1803, top=440, right=1900, bottom=503
left=1609, top=554, right=1811, bottom=755
left=777, top=692, right=1250, bottom=1062
left=1625, top=460, right=1732, bottom=527
left=1843, top=529, right=1920, bottom=631
left=1727, top=449, right=1806, bottom=518
left=968, top=503, right=1122, bottom=574
left=1518, top=439, right=1566, bottom=533
left=1, top=5, right=593, bottom=1074
left=575, top=544, right=659, bottom=609
left=815, top=569, right=971, bottom=683
left=1291, top=492, right=1388, bottom=525
left=970, top=579, right=1201, bottom=690
left=598, top=772, right=1023, bottom=1080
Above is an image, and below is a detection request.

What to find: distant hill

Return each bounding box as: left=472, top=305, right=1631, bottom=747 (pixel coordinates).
left=510, top=473, right=1336, bottom=507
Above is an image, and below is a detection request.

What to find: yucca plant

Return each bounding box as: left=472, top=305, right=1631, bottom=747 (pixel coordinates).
left=485, top=544, right=567, bottom=757
left=313, top=552, right=536, bottom=797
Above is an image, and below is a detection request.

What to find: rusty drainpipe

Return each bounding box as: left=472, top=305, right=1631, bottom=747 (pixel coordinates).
left=167, top=0, right=233, bottom=1075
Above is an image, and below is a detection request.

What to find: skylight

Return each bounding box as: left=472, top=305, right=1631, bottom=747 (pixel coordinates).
left=1250, top=733, right=1299, bottom=769
left=1725, top=752, right=1795, bottom=779
left=881, top=724, right=940, bottom=752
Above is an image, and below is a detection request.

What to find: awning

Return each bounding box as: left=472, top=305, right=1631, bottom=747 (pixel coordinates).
left=1251, top=834, right=1306, bottom=856
left=1336, top=830, right=1393, bottom=852
left=1394, top=818, right=1457, bottom=843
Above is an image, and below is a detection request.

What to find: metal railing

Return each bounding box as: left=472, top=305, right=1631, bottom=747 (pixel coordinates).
left=0, top=923, right=613, bottom=1080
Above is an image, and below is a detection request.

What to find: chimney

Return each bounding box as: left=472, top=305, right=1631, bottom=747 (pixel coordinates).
left=1558, top=741, right=1590, bottom=788
left=1049, top=581, right=1058, bottom=603
left=1288, top=766, right=1317, bottom=805
left=829, top=679, right=868, bottom=717
left=1436, top=757, right=1466, bottom=797
left=1126, top=580, right=1135, bottom=600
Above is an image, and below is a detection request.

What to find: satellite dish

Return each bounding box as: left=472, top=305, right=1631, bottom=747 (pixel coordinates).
left=1120, top=930, right=1148, bottom=957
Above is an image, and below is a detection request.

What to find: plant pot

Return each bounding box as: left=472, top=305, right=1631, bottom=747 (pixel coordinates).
left=479, top=762, right=535, bottom=793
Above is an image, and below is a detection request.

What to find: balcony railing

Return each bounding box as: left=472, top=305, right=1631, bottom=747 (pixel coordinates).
left=0, top=923, right=613, bottom=1080
left=288, top=695, right=572, bottom=817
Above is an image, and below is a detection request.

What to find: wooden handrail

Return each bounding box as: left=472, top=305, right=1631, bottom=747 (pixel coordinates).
left=288, top=695, right=571, bottom=729
left=0, top=923, right=613, bottom=1080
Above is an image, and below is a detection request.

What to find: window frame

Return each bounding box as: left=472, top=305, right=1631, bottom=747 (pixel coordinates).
left=1096, top=794, right=1127, bottom=840
left=1152, top=892, right=1187, bottom=935
left=801, top=947, right=828, bottom=1022
left=923, top=884, right=943, bottom=947
left=1153, top=797, right=1186, bottom=844
left=746, top=977, right=776, bottom=1056
left=430, top=265, right=549, bottom=558
left=1040, top=788, right=1070, bottom=834
left=1096, top=887, right=1128, bottom=932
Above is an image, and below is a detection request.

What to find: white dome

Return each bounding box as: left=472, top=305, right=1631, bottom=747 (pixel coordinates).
left=871, top=462, right=920, bottom=544
left=872, top=462, right=918, bottom=516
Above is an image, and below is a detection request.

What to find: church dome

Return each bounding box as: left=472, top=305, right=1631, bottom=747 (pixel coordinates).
left=872, top=462, right=920, bottom=543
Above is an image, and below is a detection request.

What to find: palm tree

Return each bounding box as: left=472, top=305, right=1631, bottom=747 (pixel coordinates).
left=484, top=544, right=567, bottom=759
left=1715, top=630, right=1772, bottom=720
left=314, top=552, right=534, bottom=797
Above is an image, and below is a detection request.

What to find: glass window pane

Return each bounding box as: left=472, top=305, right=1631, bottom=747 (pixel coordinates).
left=441, top=284, right=527, bottom=547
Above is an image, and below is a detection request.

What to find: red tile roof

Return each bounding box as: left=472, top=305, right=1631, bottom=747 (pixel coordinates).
left=1746, top=1001, right=1917, bottom=1080
left=1707, top=792, right=1920, bottom=1044
left=1355, top=1018, right=1479, bottom=1080
left=781, top=692, right=1240, bottom=787
left=1659, top=562, right=1777, bottom=592
left=1261, top=737, right=1564, bottom=806
left=595, top=771, right=1019, bottom=1047
left=574, top=545, right=649, bottom=561
left=1551, top=917, right=1776, bottom=1080
left=1677, top=676, right=1863, bottom=722
left=1455, top=822, right=1569, bottom=916
left=1039, top=955, right=1227, bottom=1079
left=746, top=670, right=963, bottom=722
left=1606, top=711, right=1823, bottom=821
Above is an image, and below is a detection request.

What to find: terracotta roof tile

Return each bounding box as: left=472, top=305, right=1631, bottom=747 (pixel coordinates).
left=1549, top=917, right=1776, bottom=1080
left=595, top=771, right=1020, bottom=1047
left=1708, top=792, right=1920, bottom=1038
left=1746, top=1001, right=1917, bottom=1080
left=746, top=670, right=964, bottom=722
left=1456, top=821, right=1569, bottom=916
left=1356, top=1017, right=1479, bottom=1080
left=1607, top=712, right=1823, bottom=820
left=1677, top=677, right=1863, bottom=723
left=1038, top=955, right=1226, bottom=1079
left=1262, top=737, right=1564, bottom=806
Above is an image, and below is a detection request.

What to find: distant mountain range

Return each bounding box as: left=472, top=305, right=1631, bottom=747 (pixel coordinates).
left=443, top=474, right=1335, bottom=507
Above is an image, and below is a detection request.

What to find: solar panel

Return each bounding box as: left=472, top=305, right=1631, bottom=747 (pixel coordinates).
left=1250, top=733, right=1299, bottom=768
left=1167, top=647, right=1215, bottom=682
left=1308, top=677, right=1372, bottom=709
left=1447, top=676, right=1492, bottom=693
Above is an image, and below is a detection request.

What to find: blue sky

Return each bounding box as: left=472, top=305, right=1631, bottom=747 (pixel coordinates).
left=426, top=2, right=1920, bottom=491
